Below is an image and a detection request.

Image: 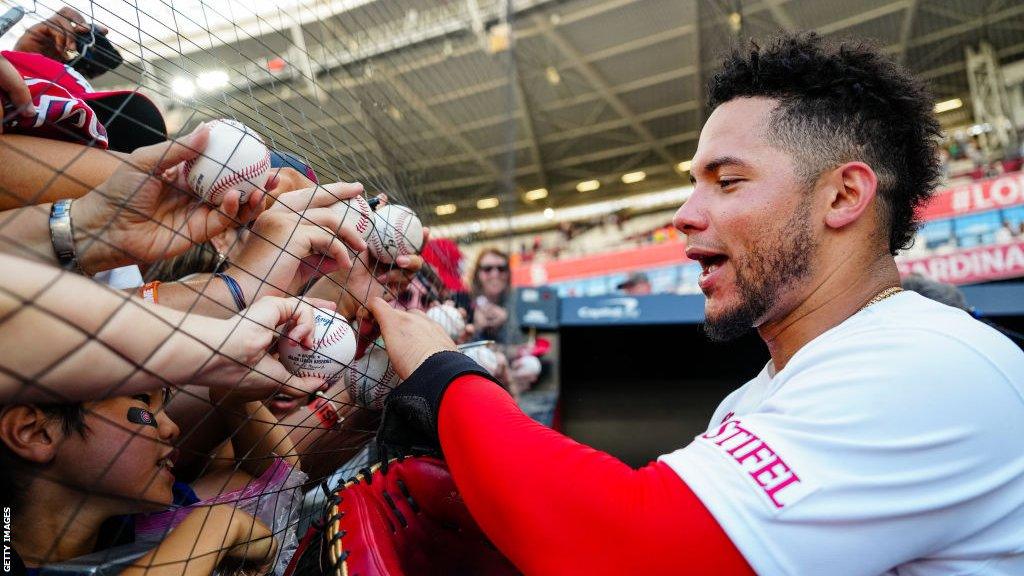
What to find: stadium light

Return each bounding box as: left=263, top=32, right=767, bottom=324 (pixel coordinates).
left=477, top=197, right=500, bottom=209
left=543, top=207, right=555, bottom=220
left=621, top=171, right=646, bottom=184
left=524, top=188, right=548, bottom=201
left=676, top=160, right=692, bottom=173
left=934, top=98, right=963, bottom=113
left=196, top=70, right=230, bottom=91
left=577, top=179, right=600, bottom=192
left=436, top=203, right=457, bottom=216
left=171, top=77, right=196, bottom=98
left=545, top=66, right=561, bottom=85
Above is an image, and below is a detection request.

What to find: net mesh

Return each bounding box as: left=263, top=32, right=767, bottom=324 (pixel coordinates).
left=0, top=0, right=522, bottom=573
left=1, top=0, right=1021, bottom=573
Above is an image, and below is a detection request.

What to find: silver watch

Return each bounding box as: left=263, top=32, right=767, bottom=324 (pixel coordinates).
left=49, top=199, right=84, bottom=273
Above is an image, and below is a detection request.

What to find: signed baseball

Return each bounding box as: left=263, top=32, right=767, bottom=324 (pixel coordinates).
left=278, top=308, right=356, bottom=384
left=426, top=304, right=465, bottom=340
left=344, top=341, right=400, bottom=410
left=331, top=195, right=374, bottom=241
left=184, top=118, right=270, bottom=206
left=367, top=203, right=424, bottom=264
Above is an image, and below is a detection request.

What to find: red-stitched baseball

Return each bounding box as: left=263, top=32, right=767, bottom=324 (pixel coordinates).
left=367, top=203, right=424, bottom=264
left=344, top=343, right=400, bottom=410
left=185, top=118, right=270, bottom=206
left=277, top=308, right=356, bottom=384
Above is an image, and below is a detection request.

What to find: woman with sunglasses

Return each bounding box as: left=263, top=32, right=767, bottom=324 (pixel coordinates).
left=469, top=248, right=542, bottom=395
left=469, top=248, right=514, bottom=344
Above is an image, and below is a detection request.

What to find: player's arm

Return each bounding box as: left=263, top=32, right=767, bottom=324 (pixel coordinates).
left=369, top=300, right=754, bottom=575
left=0, top=134, right=126, bottom=210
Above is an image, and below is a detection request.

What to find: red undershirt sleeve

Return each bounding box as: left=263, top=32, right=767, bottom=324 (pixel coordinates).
left=438, top=375, right=754, bottom=576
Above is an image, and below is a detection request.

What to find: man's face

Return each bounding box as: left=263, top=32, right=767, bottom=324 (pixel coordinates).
left=52, top=389, right=180, bottom=513
left=674, top=97, right=820, bottom=341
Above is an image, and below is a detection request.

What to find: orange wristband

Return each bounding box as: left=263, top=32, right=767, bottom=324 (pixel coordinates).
left=140, top=281, right=161, bottom=304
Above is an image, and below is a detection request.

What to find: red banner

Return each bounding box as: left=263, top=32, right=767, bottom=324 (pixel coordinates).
left=511, top=239, right=689, bottom=286
left=920, top=172, right=1024, bottom=220
left=897, top=240, right=1024, bottom=285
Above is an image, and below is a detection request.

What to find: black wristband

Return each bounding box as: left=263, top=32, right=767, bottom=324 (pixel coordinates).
left=402, top=350, right=497, bottom=395
left=377, top=350, right=501, bottom=458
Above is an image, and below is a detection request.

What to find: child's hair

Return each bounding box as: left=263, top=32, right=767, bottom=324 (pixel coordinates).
left=0, top=403, right=88, bottom=512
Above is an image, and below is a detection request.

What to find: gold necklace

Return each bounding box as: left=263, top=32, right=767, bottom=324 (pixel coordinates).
left=858, top=286, right=904, bottom=313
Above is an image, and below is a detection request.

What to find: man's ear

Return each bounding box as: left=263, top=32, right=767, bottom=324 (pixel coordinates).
left=0, top=406, right=63, bottom=464
left=822, top=161, right=878, bottom=230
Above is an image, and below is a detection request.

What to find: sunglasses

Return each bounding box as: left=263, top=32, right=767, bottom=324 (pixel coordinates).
left=479, top=265, right=509, bottom=274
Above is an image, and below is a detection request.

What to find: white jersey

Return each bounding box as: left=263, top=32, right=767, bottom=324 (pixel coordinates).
left=660, top=292, right=1024, bottom=576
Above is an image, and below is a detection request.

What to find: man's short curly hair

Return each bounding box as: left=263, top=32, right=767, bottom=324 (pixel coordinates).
left=708, top=33, right=942, bottom=254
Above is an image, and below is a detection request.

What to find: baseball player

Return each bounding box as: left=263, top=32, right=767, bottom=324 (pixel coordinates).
left=366, top=33, right=1024, bottom=575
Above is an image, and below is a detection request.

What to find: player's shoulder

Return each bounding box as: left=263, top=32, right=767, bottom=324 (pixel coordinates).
left=800, top=291, right=1024, bottom=382
left=774, top=292, right=1024, bottom=421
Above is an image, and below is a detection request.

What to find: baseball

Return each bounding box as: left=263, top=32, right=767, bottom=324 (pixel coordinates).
left=184, top=118, right=270, bottom=206
left=426, top=304, right=465, bottom=340
left=461, top=344, right=499, bottom=376
left=277, top=308, right=356, bottom=384
left=344, top=341, right=401, bottom=410
left=367, top=203, right=424, bottom=264
left=331, top=195, right=374, bottom=241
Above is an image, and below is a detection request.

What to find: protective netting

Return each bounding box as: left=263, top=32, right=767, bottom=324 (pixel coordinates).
left=0, top=0, right=520, bottom=573
left=2, top=0, right=1023, bottom=573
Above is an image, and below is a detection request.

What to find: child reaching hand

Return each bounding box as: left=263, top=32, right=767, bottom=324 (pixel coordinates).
left=0, top=387, right=289, bottom=575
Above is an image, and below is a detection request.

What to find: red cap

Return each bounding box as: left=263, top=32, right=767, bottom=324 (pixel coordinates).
left=1, top=50, right=166, bottom=152
left=422, top=238, right=465, bottom=292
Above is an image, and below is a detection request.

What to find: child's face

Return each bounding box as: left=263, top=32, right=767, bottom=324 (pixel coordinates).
left=53, top=389, right=180, bottom=513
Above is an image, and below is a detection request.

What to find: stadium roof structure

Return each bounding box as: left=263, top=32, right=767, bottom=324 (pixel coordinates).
left=84, top=0, right=1024, bottom=230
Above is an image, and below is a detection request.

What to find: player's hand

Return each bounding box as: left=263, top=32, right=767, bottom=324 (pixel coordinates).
left=366, top=296, right=457, bottom=380
left=72, top=123, right=266, bottom=273
left=0, top=55, right=35, bottom=135
left=13, top=7, right=107, bottom=63
left=178, top=296, right=333, bottom=400
left=369, top=297, right=500, bottom=459
left=229, top=182, right=368, bottom=300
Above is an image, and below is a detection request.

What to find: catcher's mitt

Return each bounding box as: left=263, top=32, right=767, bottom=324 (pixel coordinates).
left=285, top=456, right=520, bottom=576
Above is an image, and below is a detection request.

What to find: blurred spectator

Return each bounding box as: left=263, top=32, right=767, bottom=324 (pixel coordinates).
left=468, top=247, right=541, bottom=397
left=470, top=248, right=516, bottom=344
left=996, top=221, right=1015, bottom=244
left=901, top=273, right=971, bottom=312
left=422, top=238, right=468, bottom=307
left=617, top=272, right=652, bottom=295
